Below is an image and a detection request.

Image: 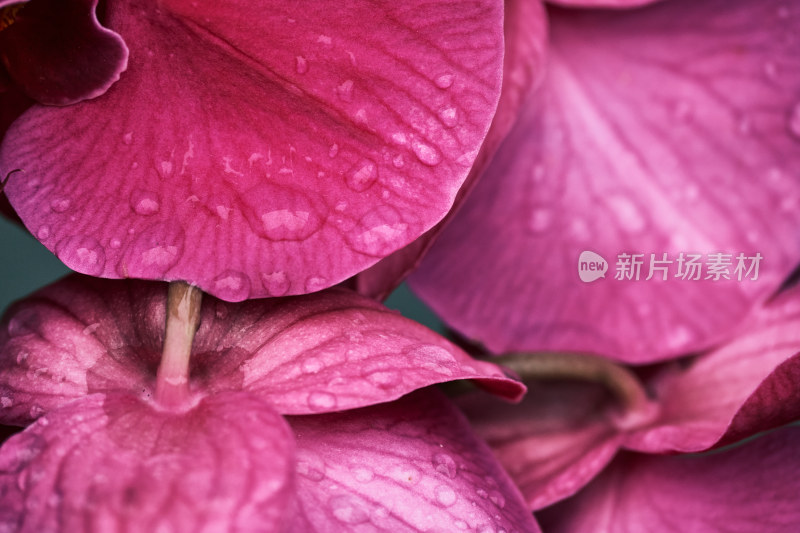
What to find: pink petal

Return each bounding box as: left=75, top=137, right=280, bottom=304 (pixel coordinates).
left=1, top=0, right=504, bottom=300
left=0, top=275, right=523, bottom=425
left=625, top=285, right=800, bottom=453
left=353, top=0, right=549, bottom=300
left=0, top=391, right=295, bottom=532
left=287, top=389, right=541, bottom=533
left=0, top=0, right=128, bottom=105
left=538, top=426, right=800, bottom=533
left=410, top=0, right=800, bottom=363
left=546, top=0, right=663, bottom=7
left=457, top=382, right=623, bottom=510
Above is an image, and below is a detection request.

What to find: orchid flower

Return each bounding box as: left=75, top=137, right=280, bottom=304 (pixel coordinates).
left=0, top=0, right=506, bottom=301
left=408, top=0, right=800, bottom=363
left=0, top=275, right=540, bottom=531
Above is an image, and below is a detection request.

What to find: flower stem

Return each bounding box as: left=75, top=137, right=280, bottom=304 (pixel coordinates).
left=155, top=281, right=203, bottom=408
left=491, top=352, right=658, bottom=429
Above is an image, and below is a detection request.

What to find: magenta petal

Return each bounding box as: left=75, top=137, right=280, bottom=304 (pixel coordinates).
left=353, top=0, right=549, bottom=300
left=625, top=285, right=800, bottom=453
left=0, top=0, right=128, bottom=105
left=2, top=0, right=504, bottom=299
left=411, top=0, right=800, bottom=363
left=539, top=426, right=800, bottom=533
left=457, top=382, right=623, bottom=510
left=287, top=389, right=541, bottom=533
left=0, top=391, right=295, bottom=531
left=0, top=275, right=523, bottom=425
left=546, top=0, right=663, bottom=7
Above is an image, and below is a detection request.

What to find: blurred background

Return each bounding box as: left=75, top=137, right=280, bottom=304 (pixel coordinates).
left=0, top=217, right=444, bottom=332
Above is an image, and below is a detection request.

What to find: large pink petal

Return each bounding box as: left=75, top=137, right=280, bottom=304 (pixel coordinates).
left=287, top=389, right=541, bottom=533
left=457, top=381, right=623, bottom=510
left=0, top=275, right=522, bottom=425
left=0, top=0, right=128, bottom=105
left=1, top=0, right=504, bottom=300
left=353, top=0, right=549, bottom=300
left=625, top=285, right=800, bottom=453
left=538, top=426, right=800, bottom=533
left=0, top=391, right=296, bottom=532
left=410, top=0, right=800, bottom=363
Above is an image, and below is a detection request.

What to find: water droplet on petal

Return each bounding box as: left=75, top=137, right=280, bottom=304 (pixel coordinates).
left=36, top=226, right=50, bottom=240
left=345, top=159, right=378, bottom=192
left=302, top=357, right=323, bottom=374
left=56, top=236, right=105, bottom=276
left=130, top=189, right=160, bottom=216
left=261, top=271, right=290, bottom=296
left=50, top=198, right=70, bottom=213
left=435, top=485, right=457, bottom=507
left=411, top=139, right=442, bottom=166
left=432, top=453, right=458, bottom=479
left=122, top=132, right=133, bottom=145
left=295, top=55, right=308, bottom=74
left=305, top=276, right=328, bottom=293
left=337, top=80, right=354, bottom=102
left=408, top=344, right=456, bottom=375
left=392, top=154, right=404, bottom=168
left=346, top=206, right=409, bottom=257
left=329, top=495, right=369, bottom=524
left=307, top=391, right=337, bottom=411
left=29, top=405, right=44, bottom=418
left=365, top=368, right=401, bottom=389
left=351, top=465, right=375, bottom=483
left=434, top=73, right=454, bottom=89
left=438, top=107, right=458, bottom=128
left=158, top=160, right=173, bottom=179
left=109, top=238, right=122, bottom=249
left=212, top=270, right=250, bottom=301
left=488, top=491, right=506, bottom=508
left=788, top=102, right=800, bottom=140
left=243, top=184, right=326, bottom=241
left=122, top=223, right=185, bottom=276
left=0, top=397, right=11, bottom=408
left=328, top=144, right=339, bottom=158
left=606, top=194, right=646, bottom=234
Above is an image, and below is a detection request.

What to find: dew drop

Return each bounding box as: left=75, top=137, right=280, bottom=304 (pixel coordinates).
left=408, top=344, right=456, bottom=375
left=392, top=154, right=405, bottom=168
left=29, top=405, right=44, bottom=418
left=337, top=79, right=354, bottom=102
left=527, top=208, right=552, bottom=233
left=329, top=495, right=369, bottom=524
left=261, top=271, right=290, bottom=296
left=302, top=357, right=323, bottom=374
left=109, top=238, right=122, bottom=249
left=307, top=391, right=337, bottom=411
left=438, top=106, right=458, bottom=128
left=346, top=159, right=378, bottom=191
left=351, top=466, right=375, bottom=483
left=122, top=223, right=185, bottom=276
left=0, top=397, right=11, bottom=408
left=56, top=236, right=105, bottom=276
left=158, top=160, right=173, bottom=179
left=130, top=189, right=160, bottom=216
left=411, top=139, right=442, bottom=166
left=296, top=457, right=325, bottom=481
left=488, top=491, right=506, bottom=508
left=328, top=143, right=339, bottom=158
left=50, top=198, right=70, bottom=213
left=36, top=226, right=50, bottom=240
left=295, top=55, right=308, bottom=74
left=305, top=276, right=328, bottom=293
left=788, top=102, right=800, bottom=140
left=346, top=206, right=409, bottom=257
left=365, top=368, right=401, bottom=389
left=606, top=194, right=646, bottom=234
left=243, top=185, right=325, bottom=241
left=122, top=132, right=133, bottom=145
left=434, top=73, right=454, bottom=89
left=212, top=270, right=250, bottom=301
left=435, top=485, right=457, bottom=507
left=432, top=453, right=458, bottom=479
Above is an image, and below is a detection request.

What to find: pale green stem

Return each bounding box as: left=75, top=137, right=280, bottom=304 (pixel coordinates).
left=155, top=282, right=203, bottom=408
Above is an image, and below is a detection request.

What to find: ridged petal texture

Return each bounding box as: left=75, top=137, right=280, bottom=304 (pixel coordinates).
left=0, top=0, right=504, bottom=300
left=411, top=0, right=800, bottom=363
left=0, top=277, right=536, bottom=531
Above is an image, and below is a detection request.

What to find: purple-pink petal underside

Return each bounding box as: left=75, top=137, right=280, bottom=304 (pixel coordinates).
left=0, top=0, right=128, bottom=105
left=625, top=284, right=800, bottom=453
left=287, top=389, right=541, bottom=533
left=457, top=381, right=623, bottom=510
left=0, top=275, right=523, bottom=425
left=0, top=391, right=296, bottom=532
left=538, top=426, right=800, bottom=533
left=410, top=0, right=800, bottom=363
left=545, top=0, right=663, bottom=8
left=1, top=0, right=504, bottom=300
left=353, top=0, right=549, bottom=300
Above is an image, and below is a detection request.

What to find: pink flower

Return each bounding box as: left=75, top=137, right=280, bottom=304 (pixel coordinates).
left=0, top=275, right=539, bottom=531
left=408, top=0, right=800, bottom=363
left=0, top=0, right=506, bottom=300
